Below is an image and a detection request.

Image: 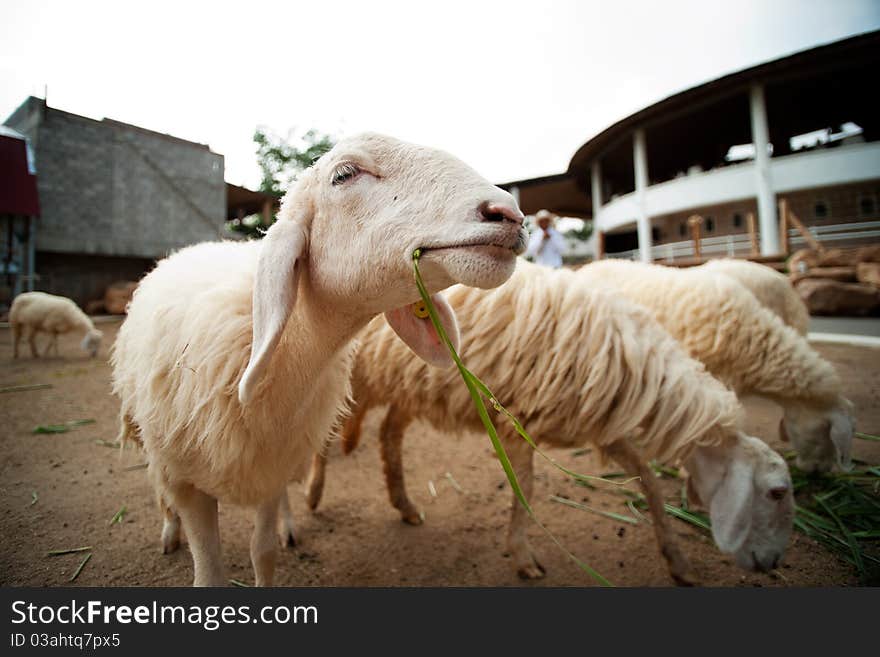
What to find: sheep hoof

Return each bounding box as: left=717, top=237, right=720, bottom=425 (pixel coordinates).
left=279, top=530, right=297, bottom=548
left=401, top=509, right=424, bottom=526
left=306, top=489, right=322, bottom=511
left=162, top=537, right=180, bottom=554
left=672, top=570, right=698, bottom=587
left=662, top=545, right=697, bottom=586
left=516, top=560, right=547, bottom=580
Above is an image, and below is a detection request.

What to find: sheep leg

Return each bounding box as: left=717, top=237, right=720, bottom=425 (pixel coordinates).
left=502, top=426, right=545, bottom=579
left=160, top=496, right=181, bottom=555
left=379, top=405, right=422, bottom=525
left=27, top=328, right=39, bottom=358
left=277, top=487, right=296, bottom=547
left=607, top=441, right=698, bottom=586
left=341, top=398, right=369, bottom=455
left=43, top=332, right=57, bottom=357
left=251, top=494, right=281, bottom=586
left=11, top=323, right=21, bottom=359
left=305, top=450, right=326, bottom=512
left=171, top=485, right=225, bottom=586
left=307, top=395, right=369, bottom=511
left=305, top=394, right=369, bottom=510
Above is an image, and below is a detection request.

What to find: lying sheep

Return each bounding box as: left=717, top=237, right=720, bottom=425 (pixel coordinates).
left=698, top=259, right=810, bottom=335
left=111, top=133, right=527, bottom=586
left=304, top=261, right=794, bottom=584
left=579, top=259, right=853, bottom=473
left=10, top=291, right=103, bottom=358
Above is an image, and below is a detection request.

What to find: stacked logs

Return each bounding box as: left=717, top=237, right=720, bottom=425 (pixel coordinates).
left=789, top=245, right=880, bottom=316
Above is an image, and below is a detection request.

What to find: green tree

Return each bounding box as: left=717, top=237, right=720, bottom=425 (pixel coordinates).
left=254, top=126, right=336, bottom=196
left=226, top=127, right=336, bottom=238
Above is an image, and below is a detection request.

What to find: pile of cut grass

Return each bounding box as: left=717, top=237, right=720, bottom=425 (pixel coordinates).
left=788, top=445, right=880, bottom=584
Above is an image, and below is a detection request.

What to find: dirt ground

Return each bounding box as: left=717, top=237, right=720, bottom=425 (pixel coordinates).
left=1, top=320, right=878, bottom=587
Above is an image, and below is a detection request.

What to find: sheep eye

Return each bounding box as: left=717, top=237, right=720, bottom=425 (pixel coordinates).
left=331, top=162, right=361, bottom=186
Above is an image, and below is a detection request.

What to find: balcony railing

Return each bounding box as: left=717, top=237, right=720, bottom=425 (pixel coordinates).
left=606, top=219, right=880, bottom=262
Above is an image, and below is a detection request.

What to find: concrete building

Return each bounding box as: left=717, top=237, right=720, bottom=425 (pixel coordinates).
left=3, top=97, right=226, bottom=306
left=501, top=30, right=880, bottom=264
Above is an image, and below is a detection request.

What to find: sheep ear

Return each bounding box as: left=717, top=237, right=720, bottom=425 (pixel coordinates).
left=709, top=458, right=755, bottom=554
left=384, top=292, right=460, bottom=368
left=830, top=410, right=854, bottom=471
left=238, top=211, right=310, bottom=404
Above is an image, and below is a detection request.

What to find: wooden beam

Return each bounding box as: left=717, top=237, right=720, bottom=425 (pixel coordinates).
left=596, top=230, right=605, bottom=260
left=687, top=215, right=703, bottom=260
left=778, top=198, right=790, bottom=256
left=787, top=208, right=825, bottom=253
left=746, top=211, right=759, bottom=256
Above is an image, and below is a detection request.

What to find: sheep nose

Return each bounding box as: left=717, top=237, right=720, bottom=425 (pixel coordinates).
left=478, top=201, right=525, bottom=226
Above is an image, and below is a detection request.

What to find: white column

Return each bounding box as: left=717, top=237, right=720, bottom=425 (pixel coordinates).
left=590, top=161, right=602, bottom=219
left=749, top=83, right=779, bottom=254
left=633, top=128, right=652, bottom=262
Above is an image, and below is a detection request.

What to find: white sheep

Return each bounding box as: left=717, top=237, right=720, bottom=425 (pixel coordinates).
left=698, top=258, right=810, bottom=335
left=10, top=291, right=103, bottom=358
left=303, top=260, right=794, bottom=584
left=110, top=133, right=527, bottom=586
left=579, top=259, right=854, bottom=473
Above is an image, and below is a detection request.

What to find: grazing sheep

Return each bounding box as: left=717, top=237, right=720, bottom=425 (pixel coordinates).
left=579, top=259, right=853, bottom=473
left=10, top=291, right=103, bottom=358
left=698, top=259, right=810, bottom=335
left=303, top=261, right=794, bottom=583
left=111, top=133, right=527, bottom=586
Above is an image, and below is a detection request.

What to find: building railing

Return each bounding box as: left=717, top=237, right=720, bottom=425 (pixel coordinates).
left=594, top=142, right=880, bottom=235
left=606, top=219, right=880, bottom=262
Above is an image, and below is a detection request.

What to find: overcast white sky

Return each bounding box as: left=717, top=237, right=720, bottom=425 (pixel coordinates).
left=2, top=0, right=878, bottom=189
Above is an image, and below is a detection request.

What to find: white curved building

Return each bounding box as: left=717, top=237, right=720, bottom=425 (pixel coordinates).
left=501, top=30, right=880, bottom=263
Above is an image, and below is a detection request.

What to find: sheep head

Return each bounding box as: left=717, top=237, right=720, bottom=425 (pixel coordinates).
left=302, top=133, right=526, bottom=302
left=81, top=329, right=103, bottom=358
left=239, top=133, right=526, bottom=403
left=686, top=433, right=794, bottom=572
left=779, top=397, right=854, bottom=473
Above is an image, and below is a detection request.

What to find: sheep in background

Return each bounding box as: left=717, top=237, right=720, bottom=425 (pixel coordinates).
left=698, top=258, right=810, bottom=335
left=579, top=259, right=853, bottom=473
left=304, top=261, right=794, bottom=584
left=111, top=133, right=527, bottom=586
left=10, top=291, right=103, bottom=358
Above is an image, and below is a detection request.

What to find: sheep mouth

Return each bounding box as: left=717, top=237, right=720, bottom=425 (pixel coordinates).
left=749, top=551, right=779, bottom=573
left=421, top=235, right=527, bottom=257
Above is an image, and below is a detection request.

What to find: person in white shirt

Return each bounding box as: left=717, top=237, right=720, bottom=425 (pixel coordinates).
left=524, top=209, right=567, bottom=268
